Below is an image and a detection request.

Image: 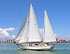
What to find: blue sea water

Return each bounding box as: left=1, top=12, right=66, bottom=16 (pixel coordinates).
left=0, top=43, right=70, bottom=54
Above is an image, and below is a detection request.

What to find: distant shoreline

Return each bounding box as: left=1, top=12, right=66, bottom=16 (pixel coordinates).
left=0, top=43, right=70, bottom=44
left=0, top=39, right=70, bottom=44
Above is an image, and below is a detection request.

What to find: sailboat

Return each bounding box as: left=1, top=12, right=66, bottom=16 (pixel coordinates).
left=15, top=4, right=56, bottom=51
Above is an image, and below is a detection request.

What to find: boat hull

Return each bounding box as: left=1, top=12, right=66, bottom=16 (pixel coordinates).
left=19, top=45, right=54, bottom=51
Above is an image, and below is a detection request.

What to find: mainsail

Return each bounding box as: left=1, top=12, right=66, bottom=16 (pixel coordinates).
left=43, top=10, right=56, bottom=42
left=28, top=4, right=41, bottom=42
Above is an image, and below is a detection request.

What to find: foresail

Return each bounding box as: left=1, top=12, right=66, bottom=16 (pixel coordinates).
left=15, top=18, right=26, bottom=41
left=28, top=4, right=41, bottom=42
left=43, top=10, right=56, bottom=42
left=15, top=9, right=29, bottom=43
left=18, top=17, right=28, bottom=43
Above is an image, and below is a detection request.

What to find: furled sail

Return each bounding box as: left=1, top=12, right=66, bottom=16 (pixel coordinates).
left=43, top=10, right=56, bottom=42
left=28, top=4, right=41, bottom=42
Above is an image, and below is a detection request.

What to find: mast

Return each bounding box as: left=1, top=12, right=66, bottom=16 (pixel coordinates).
left=43, top=10, right=56, bottom=42
left=28, top=4, right=41, bottom=42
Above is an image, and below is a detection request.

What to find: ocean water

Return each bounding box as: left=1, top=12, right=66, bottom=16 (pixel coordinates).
left=0, top=43, right=70, bottom=54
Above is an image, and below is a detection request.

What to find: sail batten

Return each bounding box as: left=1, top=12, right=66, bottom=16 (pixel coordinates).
left=43, top=10, right=56, bottom=42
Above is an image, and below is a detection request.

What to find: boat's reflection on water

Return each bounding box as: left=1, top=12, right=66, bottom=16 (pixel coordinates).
left=17, top=49, right=54, bottom=54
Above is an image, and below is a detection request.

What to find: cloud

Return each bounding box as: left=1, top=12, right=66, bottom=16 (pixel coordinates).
left=0, top=28, right=16, bottom=40
left=4, top=28, right=15, bottom=31
left=12, top=35, right=16, bottom=39
left=0, top=28, right=3, bottom=31
left=0, top=28, right=9, bottom=38
left=57, top=34, right=70, bottom=41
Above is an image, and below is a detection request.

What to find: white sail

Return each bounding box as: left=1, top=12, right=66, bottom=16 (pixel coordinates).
left=43, top=10, right=56, bottom=42
left=28, top=4, right=41, bottom=42
left=18, top=17, right=28, bottom=43
left=15, top=9, right=29, bottom=43
left=15, top=21, right=25, bottom=41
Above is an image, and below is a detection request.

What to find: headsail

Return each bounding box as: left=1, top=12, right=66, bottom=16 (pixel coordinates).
left=28, top=4, right=41, bottom=42
left=15, top=19, right=25, bottom=41
left=18, top=17, right=28, bottom=43
left=43, top=10, right=56, bottom=42
left=15, top=9, right=29, bottom=43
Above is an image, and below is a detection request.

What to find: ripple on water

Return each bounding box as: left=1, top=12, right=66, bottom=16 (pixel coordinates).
left=0, top=43, right=70, bottom=54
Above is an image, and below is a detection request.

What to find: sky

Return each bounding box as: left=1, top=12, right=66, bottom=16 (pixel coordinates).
left=0, top=0, right=70, bottom=41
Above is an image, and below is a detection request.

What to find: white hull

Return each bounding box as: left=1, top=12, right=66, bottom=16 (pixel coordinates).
left=19, top=45, right=54, bottom=51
